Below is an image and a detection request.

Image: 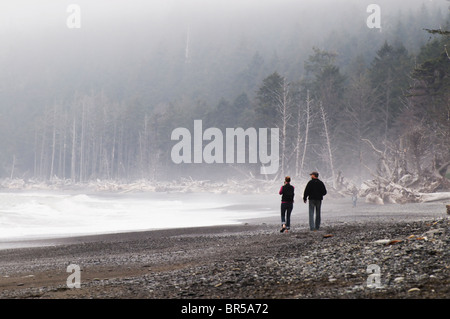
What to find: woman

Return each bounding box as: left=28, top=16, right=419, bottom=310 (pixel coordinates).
left=279, top=176, right=294, bottom=233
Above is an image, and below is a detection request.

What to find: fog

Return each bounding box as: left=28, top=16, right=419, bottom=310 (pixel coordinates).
left=0, top=0, right=449, bottom=185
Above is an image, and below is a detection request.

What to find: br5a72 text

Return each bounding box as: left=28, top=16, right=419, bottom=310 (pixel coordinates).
left=225, top=303, right=269, bottom=314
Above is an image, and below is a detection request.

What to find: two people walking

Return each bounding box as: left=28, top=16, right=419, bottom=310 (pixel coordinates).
left=279, top=172, right=327, bottom=232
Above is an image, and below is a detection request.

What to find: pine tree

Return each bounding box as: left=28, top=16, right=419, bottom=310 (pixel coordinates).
left=368, top=41, right=413, bottom=148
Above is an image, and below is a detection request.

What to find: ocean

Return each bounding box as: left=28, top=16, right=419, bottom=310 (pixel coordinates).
left=0, top=191, right=277, bottom=241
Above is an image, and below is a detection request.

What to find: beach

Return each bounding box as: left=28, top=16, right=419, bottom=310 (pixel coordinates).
left=0, top=197, right=448, bottom=300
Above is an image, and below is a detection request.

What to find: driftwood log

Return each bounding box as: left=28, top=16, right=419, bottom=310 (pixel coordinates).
left=359, top=138, right=450, bottom=204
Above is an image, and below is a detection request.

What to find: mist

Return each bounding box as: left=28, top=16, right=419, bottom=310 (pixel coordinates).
left=0, top=0, right=449, bottom=190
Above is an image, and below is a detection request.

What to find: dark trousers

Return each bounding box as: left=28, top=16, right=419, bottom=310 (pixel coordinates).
left=281, top=202, right=293, bottom=229
left=308, top=200, right=322, bottom=230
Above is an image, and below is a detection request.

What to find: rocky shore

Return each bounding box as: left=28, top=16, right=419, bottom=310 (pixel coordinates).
left=0, top=214, right=448, bottom=300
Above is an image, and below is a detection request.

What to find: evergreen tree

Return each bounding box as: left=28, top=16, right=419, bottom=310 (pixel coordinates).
left=255, top=72, right=285, bottom=127
left=408, top=28, right=450, bottom=179
left=368, top=41, right=413, bottom=147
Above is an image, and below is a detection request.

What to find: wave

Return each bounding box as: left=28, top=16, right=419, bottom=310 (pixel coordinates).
left=0, top=191, right=276, bottom=241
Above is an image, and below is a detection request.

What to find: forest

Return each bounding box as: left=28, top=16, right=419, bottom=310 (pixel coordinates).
left=0, top=0, right=449, bottom=202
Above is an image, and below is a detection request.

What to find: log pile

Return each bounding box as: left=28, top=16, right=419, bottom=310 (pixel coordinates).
left=356, top=139, right=450, bottom=204
left=0, top=177, right=280, bottom=195
left=359, top=174, right=450, bottom=205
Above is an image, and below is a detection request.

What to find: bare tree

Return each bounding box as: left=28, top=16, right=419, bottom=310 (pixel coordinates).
left=49, top=103, right=57, bottom=180
left=79, top=97, right=87, bottom=182
left=10, top=154, right=15, bottom=179
left=70, top=117, right=77, bottom=181
left=319, top=101, right=336, bottom=188
left=276, top=78, right=292, bottom=177
left=296, top=89, right=312, bottom=178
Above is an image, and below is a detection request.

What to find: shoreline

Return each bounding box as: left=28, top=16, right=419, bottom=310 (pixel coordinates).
left=0, top=208, right=448, bottom=299
left=1, top=197, right=447, bottom=251
left=0, top=223, right=263, bottom=251
left=0, top=193, right=447, bottom=249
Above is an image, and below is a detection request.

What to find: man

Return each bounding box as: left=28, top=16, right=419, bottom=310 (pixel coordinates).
left=279, top=176, right=294, bottom=233
left=303, top=171, right=327, bottom=231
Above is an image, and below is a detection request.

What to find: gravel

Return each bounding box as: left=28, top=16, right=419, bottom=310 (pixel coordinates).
left=0, top=212, right=448, bottom=299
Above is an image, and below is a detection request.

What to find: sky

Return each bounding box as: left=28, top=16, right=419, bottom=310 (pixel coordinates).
left=0, top=0, right=446, bottom=100
left=1, top=0, right=444, bottom=32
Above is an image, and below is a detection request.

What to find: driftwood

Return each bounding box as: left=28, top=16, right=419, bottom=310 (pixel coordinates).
left=1, top=175, right=448, bottom=204
left=359, top=138, right=450, bottom=204
left=0, top=177, right=280, bottom=195
left=359, top=177, right=450, bottom=204
left=418, top=193, right=450, bottom=203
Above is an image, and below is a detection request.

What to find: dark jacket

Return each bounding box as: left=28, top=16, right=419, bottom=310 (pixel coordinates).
left=303, top=179, right=327, bottom=201
left=279, top=183, right=295, bottom=203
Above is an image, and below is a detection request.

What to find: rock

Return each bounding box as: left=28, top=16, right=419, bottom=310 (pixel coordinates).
left=372, top=239, right=402, bottom=245
left=394, top=277, right=404, bottom=283
left=407, top=287, right=420, bottom=293
left=422, top=228, right=445, bottom=238
left=373, top=239, right=391, bottom=245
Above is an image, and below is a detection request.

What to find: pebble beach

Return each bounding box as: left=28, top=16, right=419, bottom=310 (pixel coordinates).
left=0, top=199, right=448, bottom=300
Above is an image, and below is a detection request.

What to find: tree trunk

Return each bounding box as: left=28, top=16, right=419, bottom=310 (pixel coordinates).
left=295, top=96, right=302, bottom=178
left=49, top=104, right=57, bottom=180
left=280, top=81, right=288, bottom=177
left=62, top=118, right=67, bottom=180
left=79, top=100, right=86, bottom=182
left=299, top=90, right=311, bottom=178
left=39, top=123, right=46, bottom=179
left=320, top=102, right=336, bottom=188
left=71, top=118, right=77, bottom=181
left=274, top=78, right=292, bottom=178
left=10, top=155, right=15, bottom=179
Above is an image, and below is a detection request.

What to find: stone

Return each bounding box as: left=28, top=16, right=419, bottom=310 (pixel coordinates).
left=394, top=277, right=404, bottom=283
left=387, top=240, right=402, bottom=245
left=373, top=239, right=390, bottom=245
left=422, top=228, right=445, bottom=238
left=408, top=287, right=420, bottom=293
